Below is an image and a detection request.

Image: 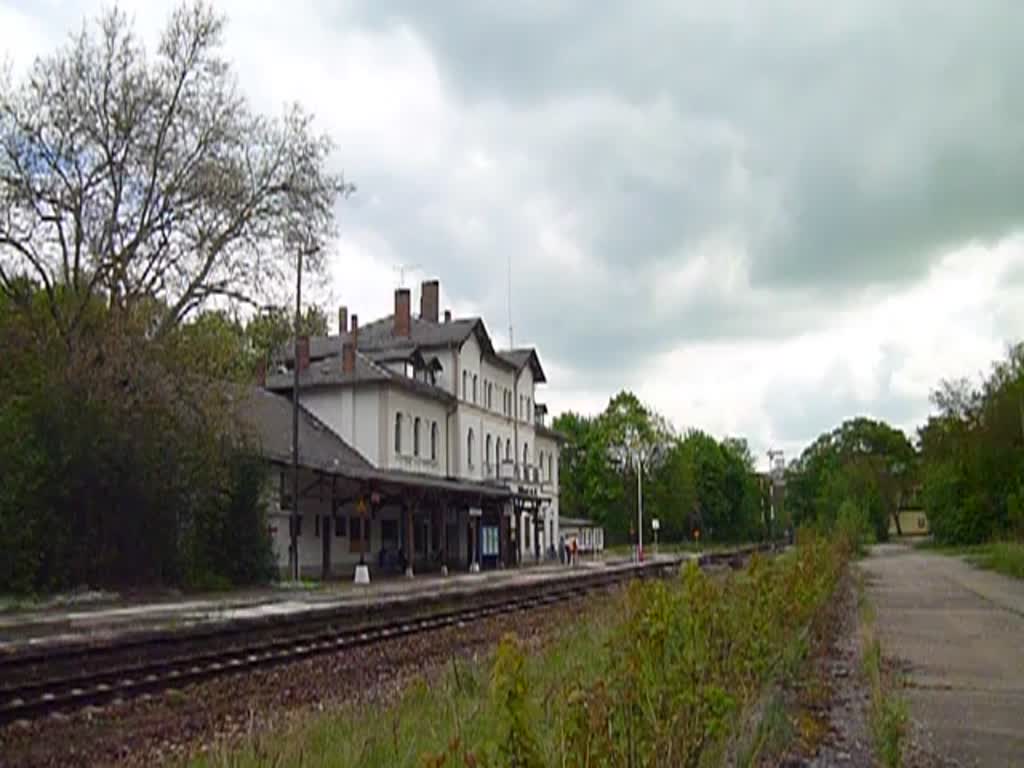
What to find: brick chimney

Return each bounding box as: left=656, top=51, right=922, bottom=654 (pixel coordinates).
left=338, top=305, right=348, bottom=336
left=444, top=309, right=452, bottom=324
left=296, top=335, right=310, bottom=372
left=420, top=279, right=439, bottom=323
left=343, top=315, right=359, bottom=374
left=394, top=289, right=411, bottom=337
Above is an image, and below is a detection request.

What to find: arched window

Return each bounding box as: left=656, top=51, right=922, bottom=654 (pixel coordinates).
left=485, top=434, right=492, bottom=471
left=467, top=429, right=475, bottom=468
left=539, top=450, right=545, bottom=479
left=523, top=442, right=529, bottom=467
left=506, top=438, right=512, bottom=461
left=548, top=453, right=553, bottom=481
left=462, top=371, right=468, bottom=400
left=527, top=398, right=532, bottom=421
left=394, top=413, right=403, bottom=454
left=496, top=439, right=502, bottom=469
left=473, top=374, right=478, bottom=403
left=413, top=417, right=421, bottom=457
left=431, top=423, right=438, bottom=461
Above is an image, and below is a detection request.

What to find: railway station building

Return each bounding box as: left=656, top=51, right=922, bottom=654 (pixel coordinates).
left=251, top=279, right=563, bottom=579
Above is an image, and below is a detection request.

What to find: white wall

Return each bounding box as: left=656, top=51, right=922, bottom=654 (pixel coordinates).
left=383, top=386, right=451, bottom=476
left=536, top=432, right=560, bottom=546
left=300, top=386, right=381, bottom=465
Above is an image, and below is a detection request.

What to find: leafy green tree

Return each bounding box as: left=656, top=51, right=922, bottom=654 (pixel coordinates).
left=555, top=392, right=766, bottom=546
left=919, top=346, right=1024, bottom=544
left=787, top=417, right=914, bottom=541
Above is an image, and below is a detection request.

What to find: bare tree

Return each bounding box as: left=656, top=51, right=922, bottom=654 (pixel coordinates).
left=0, top=1, right=351, bottom=341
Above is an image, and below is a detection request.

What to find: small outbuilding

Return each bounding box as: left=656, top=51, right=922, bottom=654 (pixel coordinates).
left=559, top=516, right=604, bottom=554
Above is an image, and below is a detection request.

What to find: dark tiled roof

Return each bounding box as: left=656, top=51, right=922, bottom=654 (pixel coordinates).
left=277, top=316, right=489, bottom=363
left=264, top=352, right=390, bottom=390
left=264, top=351, right=456, bottom=405
left=499, top=347, right=547, bottom=383
left=232, top=387, right=372, bottom=473
left=535, top=423, right=568, bottom=443
left=356, top=314, right=481, bottom=351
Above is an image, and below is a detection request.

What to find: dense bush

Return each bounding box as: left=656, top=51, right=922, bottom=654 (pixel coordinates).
left=0, top=294, right=275, bottom=595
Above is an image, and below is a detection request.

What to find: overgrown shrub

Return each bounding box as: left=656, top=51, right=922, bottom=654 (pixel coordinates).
left=836, top=499, right=875, bottom=556
left=0, top=294, right=275, bottom=595
left=551, top=536, right=845, bottom=766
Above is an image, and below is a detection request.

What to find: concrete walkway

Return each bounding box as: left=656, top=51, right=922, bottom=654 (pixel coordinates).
left=860, top=544, right=1024, bottom=767
left=0, top=554, right=666, bottom=652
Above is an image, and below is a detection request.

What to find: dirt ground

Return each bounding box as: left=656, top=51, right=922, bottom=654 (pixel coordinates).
left=859, top=543, right=1024, bottom=767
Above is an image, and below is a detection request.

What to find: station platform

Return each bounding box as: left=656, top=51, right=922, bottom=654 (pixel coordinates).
left=0, top=555, right=689, bottom=654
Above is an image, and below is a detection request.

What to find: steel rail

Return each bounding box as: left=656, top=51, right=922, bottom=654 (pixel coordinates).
left=0, top=543, right=779, bottom=725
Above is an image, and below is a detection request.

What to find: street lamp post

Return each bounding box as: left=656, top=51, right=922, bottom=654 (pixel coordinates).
left=612, top=428, right=653, bottom=564
left=636, top=451, right=644, bottom=562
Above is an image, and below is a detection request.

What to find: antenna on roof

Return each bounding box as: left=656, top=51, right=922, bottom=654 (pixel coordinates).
left=507, top=250, right=514, bottom=347
left=393, top=263, right=421, bottom=288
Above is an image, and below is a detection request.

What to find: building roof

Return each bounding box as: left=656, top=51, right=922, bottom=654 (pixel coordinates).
left=263, top=351, right=456, bottom=405
left=560, top=516, right=602, bottom=528
left=535, top=423, right=568, bottom=443
left=356, top=314, right=482, bottom=351
left=498, top=347, right=547, bottom=383
left=232, top=386, right=373, bottom=474
left=236, top=386, right=507, bottom=499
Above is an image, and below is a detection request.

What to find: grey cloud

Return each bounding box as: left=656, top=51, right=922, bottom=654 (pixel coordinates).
left=350, top=0, right=1024, bottom=292
left=764, top=359, right=926, bottom=454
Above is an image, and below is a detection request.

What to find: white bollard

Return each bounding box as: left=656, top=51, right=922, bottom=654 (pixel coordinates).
left=353, top=564, right=370, bottom=585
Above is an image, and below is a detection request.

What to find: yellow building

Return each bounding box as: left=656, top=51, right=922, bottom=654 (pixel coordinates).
left=889, top=510, right=929, bottom=537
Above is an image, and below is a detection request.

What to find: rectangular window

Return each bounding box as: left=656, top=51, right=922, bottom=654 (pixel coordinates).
left=279, top=471, right=294, bottom=511
left=334, top=515, right=346, bottom=538
left=482, top=526, right=500, bottom=557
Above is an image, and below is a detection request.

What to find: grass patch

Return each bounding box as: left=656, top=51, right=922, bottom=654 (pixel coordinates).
left=918, top=540, right=1024, bottom=580
left=197, top=537, right=848, bottom=768
left=858, top=574, right=907, bottom=768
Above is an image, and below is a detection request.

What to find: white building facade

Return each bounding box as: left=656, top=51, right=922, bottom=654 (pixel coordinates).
left=262, top=279, right=562, bottom=577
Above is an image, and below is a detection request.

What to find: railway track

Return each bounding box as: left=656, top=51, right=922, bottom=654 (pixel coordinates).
left=0, top=544, right=778, bottom=725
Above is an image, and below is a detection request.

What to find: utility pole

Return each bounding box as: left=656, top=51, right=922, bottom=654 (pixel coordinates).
left=291, top=241, right=320, bottom=582
left=290, top=245, right=303, bottom=582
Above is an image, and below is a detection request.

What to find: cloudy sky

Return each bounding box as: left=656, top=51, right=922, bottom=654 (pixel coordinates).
left=4, top=1, right=1023, bottom=466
